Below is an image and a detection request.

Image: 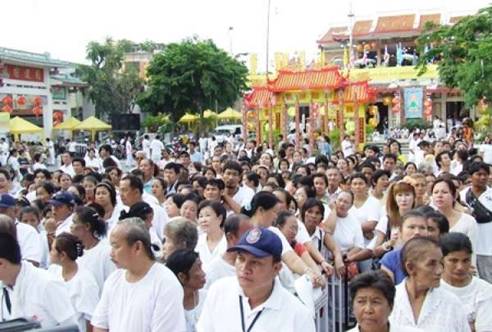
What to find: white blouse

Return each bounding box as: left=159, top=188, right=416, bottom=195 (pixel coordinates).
left=390, top=280, right=471, bottom=332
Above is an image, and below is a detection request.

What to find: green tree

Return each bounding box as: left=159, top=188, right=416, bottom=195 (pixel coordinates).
left=77, top=38, right=144, bottom=119
left=416, top=7, right=492, bottom=111
left=138, top=38, right=249, bottom=133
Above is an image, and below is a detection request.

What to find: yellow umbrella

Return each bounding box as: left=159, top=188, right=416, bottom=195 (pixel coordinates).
left=74, top=116, right=112, bottom=141
left=287, top=106, right=296, bottom=117
left=218, top=107, right=242, bottom=120
left=54, top=117, right=81, bottom=131
left=10, top=116, right=42, bottom=141
left=203, top=110, right=218, bottom=118
left=179, top=113, right=199, bottom=123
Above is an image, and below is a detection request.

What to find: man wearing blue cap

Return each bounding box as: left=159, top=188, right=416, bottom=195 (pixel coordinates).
left=197, top=227, right=315, bottom=331
left=48, top=192, right=76, bottom=236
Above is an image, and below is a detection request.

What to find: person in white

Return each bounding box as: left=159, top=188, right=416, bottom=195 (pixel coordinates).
left=479, top=136, right=492, bottom=164
left=221, top=161, right=255, bottom=214
left=204, top=214, right=252, bottom=289
left=341, top=135, right=355, bottom=157
left=46, top=138, right=56, bottom=166
left=197, top=227, right=315, bottom=332
left=49, top=232, right=100, bottom=332
left=440, top=232, right=492, bottom=332
left=70, top=206, right=116, bottom=293
left=196, top=201, right=227, bottom=269
left=0, top=233, right=76, bottom=327
left=59, top=152, right=75, bottom=177
left=459, top=161, right=492, bottom=283
left=348, top=270, right=422, bottom=332
left=0, top=196, right=43, bottom=266
left=149, top=135, right=164, bottom=164
left=390, top=237, right=470, bottom=331
left=0, top=138, right=9, bottom=166
left=142, top=134, right=151, bottom=159
left=48, top=192, right=76, bottom=236
left=125, top=136, right=133, bottom=167
left=91, top=218, right=186, bottom=332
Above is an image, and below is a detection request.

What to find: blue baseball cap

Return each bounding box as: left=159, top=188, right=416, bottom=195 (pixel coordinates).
left=48, top=192, right=76, bottom=207
left=0, top=194, right=16, bottom=208
left=228, top=227, right=282, bottom=259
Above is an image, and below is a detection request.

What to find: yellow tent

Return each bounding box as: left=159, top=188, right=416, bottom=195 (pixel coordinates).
left=203, top=110, right=218, bottom=118
left=54, top=117, right=81, bottom=131
left=179, top=113, right=199, bottom=123
left=74, top=116, right=112, bottom=141
left=218, top=107, right=242, bottom=120
left=9, top=116, right=42, bottom=141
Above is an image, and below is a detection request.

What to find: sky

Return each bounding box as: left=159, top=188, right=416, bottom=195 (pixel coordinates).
left=2, top=0, right=490, bottom=68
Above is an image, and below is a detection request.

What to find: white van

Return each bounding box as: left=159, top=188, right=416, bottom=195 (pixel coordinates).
left=213, top=125, right=242, bottom=142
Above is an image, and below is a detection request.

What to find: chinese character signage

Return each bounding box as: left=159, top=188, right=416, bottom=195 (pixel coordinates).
left=403, top=87, right=423, bottom=119
left=4, top=64, right=44, bottom=82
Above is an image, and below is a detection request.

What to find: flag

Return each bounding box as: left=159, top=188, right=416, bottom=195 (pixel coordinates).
left=343, top=47, right=349, bottom=69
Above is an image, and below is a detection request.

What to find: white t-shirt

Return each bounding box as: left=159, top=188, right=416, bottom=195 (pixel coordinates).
left=49, top=266, right=100, bottom=332
left=16, top=222, right=42, bottom=264
left=195, top=233, right=227, bottom=269
left=185, top=289, right=207, bottom=332
left=269, top=226, right=294, bottom=256
left=440, top=277, right=492, bottom=331
left=341, top=139, right=354, bottom=157
left=91, top=262, right=186, bottom=332
left=77, top=240, right=116, bottom=294
left=7, top=261, right=75, bottom=328
left=204, top=256, right=235, bottom=289
left=232, top=186, right=255, bottom=208
left=479, top=144, right=492, bottom=164
left=390, top=281, right=471, bottom=331
left=349, top=195, right=382, bottom=245
left=59, top=164, right=75, bottom=177
left=149, top=139, right=164, bottom=158
left=460, top=187, right=492, bottom=256
left=197, top=277, right=315, bottom=332
left=332, top=214, right=365, bottom=254
left=450, top=213, right=478, bottom=262
left=55, top=214, right=74, bottom=236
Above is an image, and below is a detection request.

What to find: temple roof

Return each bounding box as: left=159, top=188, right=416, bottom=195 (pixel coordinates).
left=0, top=47, right=71, bottom=67
left=375, top=14, right=416, bottom=34
left=243, top=86, right=274, bottom=109
left=268, top=67, right=344, bottom=92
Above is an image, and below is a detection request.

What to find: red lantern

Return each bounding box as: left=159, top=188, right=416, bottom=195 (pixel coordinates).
left=17, top=96, right=26, bottom=106
left=32, top=106, right=42, bottom=117
left=2, top=95, right=12, bottom=105
left=33, top=96, right=42, bottom=107
left=2, top=105, right=12, bottom=113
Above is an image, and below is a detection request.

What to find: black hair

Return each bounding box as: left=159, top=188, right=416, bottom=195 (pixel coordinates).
left=0, top=168, right=10, bottom=181
left=357, top=161, right=376, bottom=172
left=440, top=232, right=473, bottom=256
left=274, top=210, right=295, bottom=228
left=75, top=206, right=107, bottom=238
left=468, top=161, right=490, bottom=175
left=192, top=175, right=207, bottom=189
left=39, top=181, right=56, bottom=196
left=99, top=144, right=113, bottom=155
left=435, top=151, right=452, bottom=169
left=223, top=213, right=248, bottom=236
left=301, top=198, right=325, bottom=222
left=72, top=158, right=86, bottom=167
left=312, top=172, right=328, bottom=186
left=205, top=178, right=225, bottom=191
left=166, top=193, right=186, bottom=209
left=314, top=155, right=329, bottom=167
left=86, top=202, right=105, bottom=218
left=19, top=206, right=41, bottom=222
left=240, top=191, right=279, bottom=217
left=166, top=249, right=200, bottom=284
left=349, top=270, right=395, bottom=308
left=55, top=232, right=84, bottom=261
left=223, top=161, right=243, bottom=175
left=95, top=182, right=117, bottom=207
left=371, top=169, right=391, bottom=187
left=121, top=175, right=144, bottom=195
left=404, top=162, right=417, bottom=172
left=102, top=157, right=118, bottom=169
left=425, top=210, right=450, bottom=234
left=349, top=172, right=368, bottom=185
left=164, top=162, right=181, bottom=175
left=198, top=200, right=227, bottom=228
left=383, top=153, right=397, bottom=162
left=245, top=172, right=260, bottom=188
left=33, top=169, right=52, bottom=180
left=431, top=178, right=457, bottom=199
left=0, top=232, right=21, bottom=264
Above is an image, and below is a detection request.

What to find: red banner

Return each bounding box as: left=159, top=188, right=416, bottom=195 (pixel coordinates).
left=4, top=64, right=44, bottom=82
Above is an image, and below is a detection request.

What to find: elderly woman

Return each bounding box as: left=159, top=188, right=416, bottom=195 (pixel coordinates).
left=440, top=232, right=492, bottom=332
left=348, top=270, right=422, bottom=332
left=390, top=237, right=470, bottom=331
left=162, top=217, right=198, bottom=260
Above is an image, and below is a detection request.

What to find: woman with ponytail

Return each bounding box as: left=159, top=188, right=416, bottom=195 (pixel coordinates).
left=241, top=191, right=326, bottom=287
left=49, top=232, right=100, bottom=332
left=70, top=206, right=116, bottom=292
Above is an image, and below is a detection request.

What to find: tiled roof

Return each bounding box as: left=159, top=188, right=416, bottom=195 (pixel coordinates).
left=50, top=74, right=87, bottom=87
left=375, top=14, right=416, bottom=33
left=244, top=86, right=274, bottom=109
left=419, top=14, right=441, bottom=30
left=449, top=16, right=465, bottom=24
left=268, top=67, right=344, bottom=92
left=318, top=26, right=348, bottom=45
left=0, top=47, right=71, bottom=67
left=353, top=20, right=373, bottom=36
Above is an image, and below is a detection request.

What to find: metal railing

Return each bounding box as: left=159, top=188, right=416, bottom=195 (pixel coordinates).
left=314, top=275, right=352, bottom=332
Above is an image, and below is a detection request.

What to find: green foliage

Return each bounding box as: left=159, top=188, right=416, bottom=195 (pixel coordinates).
left=143, top=113, right=171, bottom=132
left=404, top=118, right=430, bottom=131
left=416, top=7, right=492, bottom=108
left=329, top=128, right=341, bottom=150
left=138, top=38, right=249, bottom=131
left=77, top=38, right=145, bottom=119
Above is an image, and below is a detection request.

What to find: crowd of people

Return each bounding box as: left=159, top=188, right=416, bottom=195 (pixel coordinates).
left=0, top=129, right=491, bottom=332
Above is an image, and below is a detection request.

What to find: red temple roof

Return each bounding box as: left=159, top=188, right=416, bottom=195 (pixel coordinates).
left=419, top=14, right=441, bottom=30
left=317, top=26, right=348, bottom=45
left=342, top=81, right=376, bottom=104
left=268, top=67, right=344, bottom=92
left=375, top=14, right=416, bottom=34
left=244, top=86, right=274, bottom=109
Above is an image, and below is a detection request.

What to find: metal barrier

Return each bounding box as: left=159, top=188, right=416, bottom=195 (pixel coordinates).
left=314, top=275, right=351, bottom=332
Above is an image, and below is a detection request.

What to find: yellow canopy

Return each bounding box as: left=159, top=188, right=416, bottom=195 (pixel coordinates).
left=203, top=110, right=218, bottom=118
left=9, top=116, right=42, bottom=134
left=179, top=113, right=199, bottom=123
left=218, top=107, right=242, bottom=120
left=287, top=106, right=296, bottom=117
left=54, top=117, right=81, bottom=131
left=74, top=116, right=112, bottom=141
